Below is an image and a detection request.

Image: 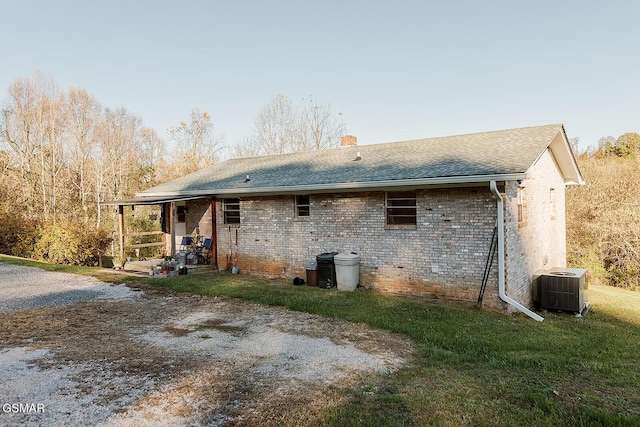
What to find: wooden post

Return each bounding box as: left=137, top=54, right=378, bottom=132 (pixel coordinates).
left=118, top=205, right=125, bottom=260
left=210, top=197, right=217, bottom=268
left=169, top=202, right=176, bottom=257
left=161, top=203, right=169, bottom=257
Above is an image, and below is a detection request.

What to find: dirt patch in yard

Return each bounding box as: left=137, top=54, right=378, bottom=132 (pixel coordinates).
left=0, top=287, right=413, bottom=426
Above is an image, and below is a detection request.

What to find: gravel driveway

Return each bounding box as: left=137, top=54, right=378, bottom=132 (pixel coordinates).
left=0, top=263, right=413, bottom=426
left=0, top=263, right=135, bottom=314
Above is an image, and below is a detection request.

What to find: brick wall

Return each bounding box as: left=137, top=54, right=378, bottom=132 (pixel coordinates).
left=185, top=199, right=213, bottom=239
left=214, top=187, right=505, bottom=309
left=503, top=148, right=567, bottom=312
left=165, top=199, right=214, bottom=256
left=176, top=156, right=568, bottom=314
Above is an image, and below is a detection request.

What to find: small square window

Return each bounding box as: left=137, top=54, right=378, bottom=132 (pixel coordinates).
left=295, top=195, right=310, bottom=217
left=176, top=205, right=186, bottom=223
left=386, top=191, right=417, bottom=225
left=223, top=198, right=240, bottom=224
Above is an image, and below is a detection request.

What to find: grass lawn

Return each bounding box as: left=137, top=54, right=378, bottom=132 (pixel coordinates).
left=2, top=254, right=639, bottom=426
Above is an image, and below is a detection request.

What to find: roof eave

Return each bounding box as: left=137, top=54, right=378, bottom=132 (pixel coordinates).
left=549, top=126, right=585, bottom=185
left=99, top=195, right=209, bottom=206
left=137, top=173, right=528, bottom=198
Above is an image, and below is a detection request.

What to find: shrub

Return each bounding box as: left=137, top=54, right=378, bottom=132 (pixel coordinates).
left=597, top=208, right=640, bottom=288
left=32, top=223, right=111, bottom=266
left=78, top=227, right=112, bottom=266
left=0, top=208, right=39, bottom=258
left=567, top=155, right=640, bottom=288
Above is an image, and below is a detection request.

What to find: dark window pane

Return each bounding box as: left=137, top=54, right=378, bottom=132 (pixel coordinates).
left=387, top=214, right=417, bottom=225
left=177, top=206, right=186, bottom=223
left=386, top=191, right=416, bottom=225
left=223, top=198, right=240, bottom=224
left=295, top=195, right=310, bottom=217
left=387, top=198, right=416, bottom=207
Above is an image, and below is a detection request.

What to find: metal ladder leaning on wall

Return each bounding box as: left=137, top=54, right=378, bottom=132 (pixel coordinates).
left=477, top=223, right=498, bottom=308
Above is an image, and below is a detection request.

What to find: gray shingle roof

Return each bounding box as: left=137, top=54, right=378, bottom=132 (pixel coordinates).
left=140, top=124, right=567, bottom=197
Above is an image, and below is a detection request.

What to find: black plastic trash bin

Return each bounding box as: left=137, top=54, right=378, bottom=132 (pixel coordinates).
left=316, top=252, right=338, bottom=289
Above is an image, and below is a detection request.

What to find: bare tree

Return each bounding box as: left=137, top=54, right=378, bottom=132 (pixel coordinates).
left=232, top=135, right=263, bottom=159
left=139, top=127, right=165, bottom=183
left=168, top=108, right=223, bottom=176
left=0, top=72, right=68, bottom=220
left=94, top=107, right=144, bottom=229
left=0, top=73, right=206, bottom=261
left=1, top=76, right=38, bottom=216
left=32, top=75, right=65, bottom=223
left=297, top=96, right=345, bottom=151
left=64, top=86, right=100, bottom=225
left=253, top=94, right=295, bottom=155
left=234, top=94, right=346, bottom=158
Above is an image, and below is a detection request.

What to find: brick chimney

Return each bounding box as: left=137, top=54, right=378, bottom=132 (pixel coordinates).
left=340, top=135, right=357, bottom=147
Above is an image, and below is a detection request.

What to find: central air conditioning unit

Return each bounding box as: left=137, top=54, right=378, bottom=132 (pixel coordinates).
left=533, top=268, right=588, bottom=313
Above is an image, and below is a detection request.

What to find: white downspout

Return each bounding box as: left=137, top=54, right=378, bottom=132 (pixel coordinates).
left=490, top=181, right=544, bottom=322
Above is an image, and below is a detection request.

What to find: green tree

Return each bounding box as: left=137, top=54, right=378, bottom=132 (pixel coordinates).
left=604, top=132, right=640, bottom=157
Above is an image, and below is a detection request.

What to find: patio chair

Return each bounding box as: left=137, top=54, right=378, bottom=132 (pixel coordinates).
left=197, top=238, right=213, bottom=265
left=179, top=236, right=193, bottom=252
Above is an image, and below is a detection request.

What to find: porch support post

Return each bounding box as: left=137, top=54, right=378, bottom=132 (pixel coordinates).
left=170, top=202, right=176, bottom=257
left=118, top=205, right=125, bottom=260
left=210, top=197, right=217, bottom=268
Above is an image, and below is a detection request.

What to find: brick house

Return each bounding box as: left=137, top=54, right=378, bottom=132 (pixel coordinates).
left=108, top=124, right=583, bottom=317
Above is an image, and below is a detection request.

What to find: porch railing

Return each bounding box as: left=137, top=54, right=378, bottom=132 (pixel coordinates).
left=123, top=231, right=165, bottom=250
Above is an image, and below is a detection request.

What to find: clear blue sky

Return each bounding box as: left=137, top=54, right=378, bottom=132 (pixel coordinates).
left=1, top=0, right=638, bottom=155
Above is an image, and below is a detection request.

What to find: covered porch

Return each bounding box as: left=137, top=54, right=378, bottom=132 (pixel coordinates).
left=99, top=195, right=218, bottom=269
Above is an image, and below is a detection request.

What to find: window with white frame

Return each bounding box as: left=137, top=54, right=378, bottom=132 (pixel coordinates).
left=295, top=195, right=310, bottom=217
left=550, top=188, right=556, bottom=220
left=385, top=191, right=417, bottom=225
left=517, top=187, right=527, bottom=225
left=223, top=198, right=240, bottom=224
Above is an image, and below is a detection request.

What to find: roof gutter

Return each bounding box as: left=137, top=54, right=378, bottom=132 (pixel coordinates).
left=490, top=181, right=544, bottom=322
left=99, top=195, right=208, bottom=206
left=138, top=173, right=528, bottom=198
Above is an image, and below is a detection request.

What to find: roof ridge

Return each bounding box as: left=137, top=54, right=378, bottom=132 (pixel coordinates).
left=357, top=123, right=564, bottom=147
left=224, top=124, right=564, bottom=161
